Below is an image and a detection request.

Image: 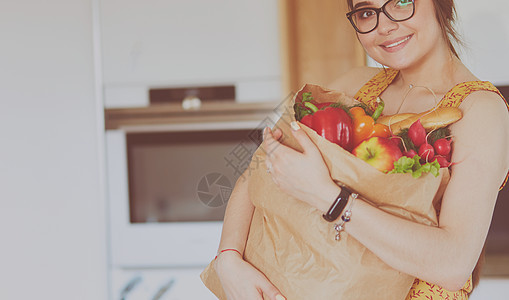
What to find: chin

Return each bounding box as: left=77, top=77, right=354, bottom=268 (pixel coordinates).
left=382, top=60, right=413, bottom=71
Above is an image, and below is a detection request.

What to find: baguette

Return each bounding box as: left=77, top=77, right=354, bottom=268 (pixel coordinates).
left=390, top=107, right=463, bottom=135
left=377, top=113, right=417, bottom=127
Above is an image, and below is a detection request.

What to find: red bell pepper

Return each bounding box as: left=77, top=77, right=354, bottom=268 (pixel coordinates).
left=294, top=92, right=354, bottom=151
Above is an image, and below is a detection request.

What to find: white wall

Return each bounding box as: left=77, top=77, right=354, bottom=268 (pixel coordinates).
left=0, top=1, right=108, bottom=299
left=456, top=0, right=509, bottom=85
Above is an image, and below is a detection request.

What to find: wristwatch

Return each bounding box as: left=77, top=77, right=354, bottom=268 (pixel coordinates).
left=322, top=187, right=352, bottom=222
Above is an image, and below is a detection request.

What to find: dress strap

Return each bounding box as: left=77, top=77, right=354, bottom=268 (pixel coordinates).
left=437, top=81, right=506, bottom=108
left=354, top=68, right=399, bottom=111
left=436, top=81, right=509, bottom=190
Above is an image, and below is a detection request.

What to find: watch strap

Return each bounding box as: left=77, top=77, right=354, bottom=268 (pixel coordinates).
left=322, top=187, right=352, bottom=222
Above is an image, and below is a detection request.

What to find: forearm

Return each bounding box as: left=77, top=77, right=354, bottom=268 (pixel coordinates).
left=217, top=173, right=255, bottom=255
left=314, top=181, right=459, bottom=285
left=345, top=198, right=469, bottom=290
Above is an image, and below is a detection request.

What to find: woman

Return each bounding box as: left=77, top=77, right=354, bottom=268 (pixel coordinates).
left=213, top=0, right=509, bottom=299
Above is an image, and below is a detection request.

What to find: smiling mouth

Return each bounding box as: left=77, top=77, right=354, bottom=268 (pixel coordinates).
left=382, top=35, right=412, bottom=48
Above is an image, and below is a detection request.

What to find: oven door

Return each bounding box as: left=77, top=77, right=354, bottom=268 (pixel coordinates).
left=105, top=121, right=265, bottom=268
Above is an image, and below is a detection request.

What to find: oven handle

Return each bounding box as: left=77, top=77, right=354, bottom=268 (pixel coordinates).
left=119, top=275, right=142, bottom=300
left=152, top=278, right=176, bottom=300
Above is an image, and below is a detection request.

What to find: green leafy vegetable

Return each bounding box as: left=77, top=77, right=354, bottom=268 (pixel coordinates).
left=427, top=127, right=451, bottom=145
left=302, top=92, right=314, bottom=103
left=294, top=92, right=317, bottom=121
left=328, top=102, right=353, bottom=118
left=388, top=155, right=440, bottom=178
left=397, top=128, right=417, bottom=152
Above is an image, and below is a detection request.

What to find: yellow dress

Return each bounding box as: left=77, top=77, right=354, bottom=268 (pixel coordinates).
left=353, top=68, right=508, bottom=300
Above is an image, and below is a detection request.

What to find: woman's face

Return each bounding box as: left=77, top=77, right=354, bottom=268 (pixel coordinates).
left=352, top=0, right=445, bottom=70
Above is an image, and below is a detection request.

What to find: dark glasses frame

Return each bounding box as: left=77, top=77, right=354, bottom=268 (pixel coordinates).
left=346, top=0, right=415, bottom=34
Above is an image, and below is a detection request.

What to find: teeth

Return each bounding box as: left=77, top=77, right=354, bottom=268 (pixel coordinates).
left=386, top=36, right=410, bottom=48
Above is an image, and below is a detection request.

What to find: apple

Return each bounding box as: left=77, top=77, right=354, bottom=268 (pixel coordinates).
left=353, top=136, right=403, bottom=172
left=389, top=135, right=403, bottom=148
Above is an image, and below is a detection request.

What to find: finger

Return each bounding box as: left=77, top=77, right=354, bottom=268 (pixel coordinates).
left=272, top=128, right=284, bottom=141
left=262, top=128, right=276, bottom=171
left=259, top=280, right=286, bottom=300
left=290, top=121, right=319, bottom=155
left=263, top=127, right=284, bottom=157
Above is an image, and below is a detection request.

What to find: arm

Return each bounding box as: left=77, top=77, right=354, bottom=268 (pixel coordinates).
left=216, top=172, right=255, bottom=256
left=343, top=92, right=509, bottom=290
left=217, top=127, right=285, bottom=253
left=264, top=93, right=509, bottom=291
left=214, top=130, right=287, bottom=300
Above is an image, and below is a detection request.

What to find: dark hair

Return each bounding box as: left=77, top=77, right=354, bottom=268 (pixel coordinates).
left=346, top=0, right=463, bottom=57
left=431, top=0, right=462, bottom=57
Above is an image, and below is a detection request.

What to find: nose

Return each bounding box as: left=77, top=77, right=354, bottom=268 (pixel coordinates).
left=377, top=11, right=398, bottom=35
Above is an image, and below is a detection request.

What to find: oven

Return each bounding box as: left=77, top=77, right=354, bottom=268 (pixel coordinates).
left=104, top=101, right=283, bottom=299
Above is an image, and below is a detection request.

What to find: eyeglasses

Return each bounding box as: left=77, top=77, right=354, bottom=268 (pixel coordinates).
left=346, top=0, right=415, bottom=34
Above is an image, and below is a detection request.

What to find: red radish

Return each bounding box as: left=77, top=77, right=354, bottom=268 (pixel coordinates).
left=433, top=155, right=450, bottom=168
left=404, top=149, right=418, bottom=158
left=419, top=143, right=435, bottom=162
left=408, top=119, right=427, bottom=147
left=434, top=138, right=452, bottom=156
left=446, top=151, right=452, bottom=162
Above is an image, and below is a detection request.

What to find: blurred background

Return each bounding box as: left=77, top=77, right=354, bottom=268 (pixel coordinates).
left=0, top=0, right=508, bottom=299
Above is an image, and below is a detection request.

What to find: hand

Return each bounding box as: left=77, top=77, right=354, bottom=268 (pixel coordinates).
left=214, top=251, right=286, bottom=300
left=263, top=122, right=340, bottom=212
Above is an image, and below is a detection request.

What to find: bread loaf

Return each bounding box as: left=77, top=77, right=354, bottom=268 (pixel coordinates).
left=377, top=113, right=417, bottom=127
left=388, top=107, right=462, bottom=135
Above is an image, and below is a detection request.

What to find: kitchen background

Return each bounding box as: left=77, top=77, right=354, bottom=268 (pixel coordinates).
left=1, top=0, right=508, bottom=299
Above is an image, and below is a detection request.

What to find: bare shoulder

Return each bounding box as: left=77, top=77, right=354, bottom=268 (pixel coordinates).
left=458, top=90, right=508, bottom=122
left=450, top=90, right=509, bottom=186
left=327, top=66, right=381, bottom=97
left=453, top=90, right=509, bottom=138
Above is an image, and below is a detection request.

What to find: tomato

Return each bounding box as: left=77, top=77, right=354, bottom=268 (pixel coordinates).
left=372, top=123, right=391, bottom=139
left=350, top=106, right=367, bottom=118
left=352, top=114, right=375, bottom=146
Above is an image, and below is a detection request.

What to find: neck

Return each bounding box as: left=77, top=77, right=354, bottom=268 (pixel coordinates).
left=396, top=43, right=461, bottom=94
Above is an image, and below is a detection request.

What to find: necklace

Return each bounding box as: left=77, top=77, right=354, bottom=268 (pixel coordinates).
left=394, top=84, right=438, bottom=114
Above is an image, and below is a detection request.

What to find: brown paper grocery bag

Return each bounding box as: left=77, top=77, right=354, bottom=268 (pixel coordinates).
left=201, top=84, right=450, bottom=300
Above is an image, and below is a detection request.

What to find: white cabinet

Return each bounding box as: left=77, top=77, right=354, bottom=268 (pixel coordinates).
left=100, top=0, right=282, bottom=108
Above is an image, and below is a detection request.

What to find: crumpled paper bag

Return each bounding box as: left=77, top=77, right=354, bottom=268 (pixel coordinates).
left=201, top=84, right=450, bottom=300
